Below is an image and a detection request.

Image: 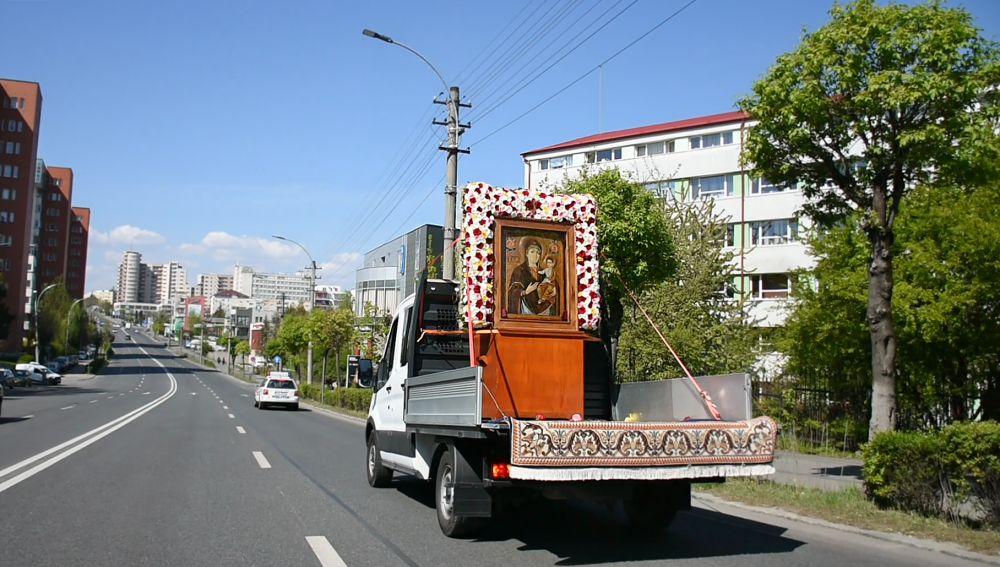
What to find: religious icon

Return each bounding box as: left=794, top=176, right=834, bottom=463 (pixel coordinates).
left=497, top=220, right=574, bottom=326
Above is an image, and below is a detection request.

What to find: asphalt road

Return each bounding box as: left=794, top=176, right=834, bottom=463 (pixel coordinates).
left=0, top=329, right=990, bottom=567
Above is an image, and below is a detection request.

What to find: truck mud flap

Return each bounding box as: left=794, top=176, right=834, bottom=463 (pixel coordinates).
left=448, top=442, right=492, bottom=518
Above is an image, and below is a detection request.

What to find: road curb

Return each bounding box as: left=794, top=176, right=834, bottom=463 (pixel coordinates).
left=299, top=398, right=365, bottom=426
left=693, top=492, right=1000, bottom=566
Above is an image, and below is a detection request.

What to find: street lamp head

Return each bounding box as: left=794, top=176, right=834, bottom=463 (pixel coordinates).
left=272, top=235, right=286, bottom=241
left=362, top=29, right=393, bottom=43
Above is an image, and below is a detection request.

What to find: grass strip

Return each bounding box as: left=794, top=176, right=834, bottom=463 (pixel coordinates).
left=696, top=478, right=1000, bottom=556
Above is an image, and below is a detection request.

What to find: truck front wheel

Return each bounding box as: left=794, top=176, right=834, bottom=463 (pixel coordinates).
left=435, top=448, right=482, bottom=538
left=366, top=431, right=392, bottom=488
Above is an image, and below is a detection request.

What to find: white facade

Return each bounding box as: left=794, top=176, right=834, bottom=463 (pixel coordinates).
left=234, top=264, right=312, bottom=307
left=117, top=251, right=146, bottom=303
left=315, top=285, right=348, bottom=310
left=90, top=289, right=115, bottom=304
left=197, top=272, right=234, bottom=298
left=149, top=261, right=188, bottom=303
left=522, top=111, right=814, bottom=326
left=233, top=264, right=255, bottom=296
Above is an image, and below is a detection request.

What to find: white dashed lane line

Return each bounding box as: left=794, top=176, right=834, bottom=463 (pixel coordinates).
left=236, top=426, right=245, bottom=434
left=305, top=536, right=348, bottom=567
left=228, top=414, right=235, bottom=419
left=223, top=406, right=228, bottom=410
left=60, top=406, right=74, bottom=411
left=89, top=400, right=98, bottom=404
left=252, top=451, right=271, bottom=469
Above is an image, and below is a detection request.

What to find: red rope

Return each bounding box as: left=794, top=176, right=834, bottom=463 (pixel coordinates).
left=602, top=254, right=722, bottom=420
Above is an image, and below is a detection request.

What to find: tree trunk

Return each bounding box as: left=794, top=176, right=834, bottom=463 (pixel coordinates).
left=867, top=224, right=898, bottom=438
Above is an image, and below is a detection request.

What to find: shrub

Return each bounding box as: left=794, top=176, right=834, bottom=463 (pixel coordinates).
left=863, top=421, right=1000, bottom=526
left=88, top=358, right=107, bottom=374
left=17, top=353, right=33, bottom=364
left=297, top=383, right=373, bottom=412
left=203, top=360, right=216, bottom=368
left=106, top=347, right=115, bottom=360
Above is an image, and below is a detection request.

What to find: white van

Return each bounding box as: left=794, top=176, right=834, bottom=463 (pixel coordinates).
left=16, top=363, right=60, bottom=385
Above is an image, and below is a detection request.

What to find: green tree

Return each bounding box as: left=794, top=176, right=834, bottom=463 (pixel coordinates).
left=212, top=308, right=225, bottom=319
left=425, top=233, right=438, bottom=279
left=360, top=302, right=390, bottom=363
left=738, top=0, right=1000, bottom=436
left=559, top=168, right=677, bottom=381
left=152, top=311, right=169, bottom=335
left=618, top=197, right=759, bottom=382
left=235, top=339, right=251, bottom=367
left=304, top=305, right=358, bottom=383
left=781, top=179, right=1000, bottom=430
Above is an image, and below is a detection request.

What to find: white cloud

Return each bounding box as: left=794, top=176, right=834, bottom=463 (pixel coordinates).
left=178, top=232, right=299, bottom=262
left=317, top=252, right=362, bottom=286
left=91, top=225, right=165, bottom=246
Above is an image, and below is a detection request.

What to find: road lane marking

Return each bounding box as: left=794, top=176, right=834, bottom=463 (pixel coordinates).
left=228, top=413, right=235, bottom=418
left=60, top=406, right=74, bottom=410
left=305, top=536, right=348, bottom=567
left=89, top=400, right=98, bottom=404
left=223, top=406, right=228, bottom=409
left=22, top=415, right=33, bottom=419
left=0, top=346, right=178, bottom=494
left=142, top=392, right=150, bottom=395
left=219, top=400, right=223, bottom=403
left=108, top=396, right=114, bottom=399
left=236, top=426, right=245, bottom=434
left=119, top=393, right=125, bottom=396
left=252, top=451, right=271, bottom=469
left=191, top=393, right=197, bottom=395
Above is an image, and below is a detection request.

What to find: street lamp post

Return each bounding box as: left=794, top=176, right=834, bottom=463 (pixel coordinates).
left=65, top=298, right=85, bottom=359
left=273, top=235, right=317, bottom=384
left=363, top=28, right=470, bottom=280
left=34, top=283, right=62, bottom=363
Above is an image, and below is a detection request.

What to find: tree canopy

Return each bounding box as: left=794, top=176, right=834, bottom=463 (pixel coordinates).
left=739, top=0, right=1000, bottom=435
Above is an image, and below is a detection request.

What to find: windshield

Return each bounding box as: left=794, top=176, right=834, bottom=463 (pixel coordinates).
left=267, top=380, right=295, bottom=389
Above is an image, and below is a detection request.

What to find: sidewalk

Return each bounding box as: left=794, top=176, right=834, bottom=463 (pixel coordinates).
left=771, top=450, right=864, bottom=491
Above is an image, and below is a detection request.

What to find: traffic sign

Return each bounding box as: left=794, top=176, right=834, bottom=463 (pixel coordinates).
left=274, top=355, right=282, bottom=364
left=250, top=356, right=256, bottom=363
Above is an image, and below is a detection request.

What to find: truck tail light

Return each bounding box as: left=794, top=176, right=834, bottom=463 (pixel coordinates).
left=491, top=462, right=510, bottom=480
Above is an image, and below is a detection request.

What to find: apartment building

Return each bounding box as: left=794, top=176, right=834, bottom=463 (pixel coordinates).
left=149, top=261, right=188, bottom=303
left=522, top=110, right=813, bottom=327
left=37, top=166, right=73, bottom=291
left=89, top=289, right=115, bottom=304
left=0, top=79, right=42, bottom=350
left=196, top=272, right=234, bottom=298
left=232, top=264, right=315, bottom=309
left=117, top=251, right=147, bottom=303
left=68, top=206, right=89, bottom=298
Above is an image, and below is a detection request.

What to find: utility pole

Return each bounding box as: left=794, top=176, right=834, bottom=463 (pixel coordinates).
left=362, top=29, right=470, bottom=281
left=433, top=86, right=471, bottom=280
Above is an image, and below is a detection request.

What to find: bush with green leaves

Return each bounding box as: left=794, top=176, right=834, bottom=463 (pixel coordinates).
left=863, top=421, right=1000, bottom=526
left=298, top=384, right=373, bottom=412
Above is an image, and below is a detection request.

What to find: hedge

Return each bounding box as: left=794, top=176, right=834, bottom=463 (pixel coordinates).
left=17, top=353, right=33, bottom=364
left=863, top=421, right=1000, bottom=526
left=88, top=357, right=107, bottom=374
left=298, top=383, right=373, bottom=412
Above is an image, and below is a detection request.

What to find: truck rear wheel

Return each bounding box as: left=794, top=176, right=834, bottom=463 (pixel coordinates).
left=435, top=448, right=482, bottom=538
left=366, top=431, right=392, bottom=488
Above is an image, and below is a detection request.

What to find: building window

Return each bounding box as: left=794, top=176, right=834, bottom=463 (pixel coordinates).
left=46, top=237, right=57, bottom=246
left=1, top=97, right=7, bottom=108
left=45, top=223, right=57, bottom=231
left=46, top=207, right=60, bottom=216
left=585, top=148, right=622, bottom=163
left=539, top=155, right=572, bottom=170
left=751, top=178, right=799, bottom=194
left=70, top=260, right=80, bottom=267
left=2, top=165, right=9, bottom=178
left=71, top=248, right=81, bottom=256
left=636, top=141, right=669, bottom=157
left=4, top=142, right=10, bottom=154
left=70, top=236, right=81, bottom=244
left=43, top=253, right=56, bottom=262
left=0, top=235, right=11, bottom=246
left=49, top=192, right=62, bottom=201
left=690, top=131, right=735, bottom=150
left=17, top=121, right=22, bottom=133
left=71, top=225, right=82, bottom=233
left=0, top=258, right=9, bottom=271
left=689, top=174, right=737, bottom=199
left=750, top=219, right=798, bottom=246
left=725, top=224, right=736, bottom=248
left=751, top=274, right=791, bottom=299
left=74, top=215, right=82, bottom=222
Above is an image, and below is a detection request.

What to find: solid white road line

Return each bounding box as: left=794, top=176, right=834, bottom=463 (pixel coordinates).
left=236, top=426, right=245, bottom=434
left=252, top=451, right=271, bottom=469
left=305, top=536, right=348, bottom=567
left=0, top=347, right=178, bottom=494
left=228, top=414, right=235, bottom=419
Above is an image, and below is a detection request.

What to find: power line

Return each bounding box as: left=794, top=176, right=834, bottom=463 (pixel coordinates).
left=470, top=0, right=642, bottom=123
left=453, top=1, right=535, bottom=85
left=469, top=0, right=700, bottom=148
left=465, top=0, right=586, bottom=102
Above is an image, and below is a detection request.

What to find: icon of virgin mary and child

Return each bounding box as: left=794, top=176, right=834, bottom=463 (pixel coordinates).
left=506, top=238, right=560, bottom=317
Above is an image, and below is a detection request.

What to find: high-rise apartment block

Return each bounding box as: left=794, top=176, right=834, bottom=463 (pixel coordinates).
left=0, top=78, right=92, bottom=352
left=116, top=251, right=190, bottom=304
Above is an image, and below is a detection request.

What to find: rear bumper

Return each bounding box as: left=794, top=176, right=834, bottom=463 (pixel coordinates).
left=509, top=416, right=777, bottom=480
left=260, top=397, right=298, bottom=405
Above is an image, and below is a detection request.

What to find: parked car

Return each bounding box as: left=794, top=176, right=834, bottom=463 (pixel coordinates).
left=17, top=363, right=60, bottom=385
left=0, top=379, right=4, bottom=419
left=10, top=369, right=29, bottom=387
left=0, top=368, right=14, bottom=389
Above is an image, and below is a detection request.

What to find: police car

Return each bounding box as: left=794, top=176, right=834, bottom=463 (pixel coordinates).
left=254, top=372, right=299, bottom=411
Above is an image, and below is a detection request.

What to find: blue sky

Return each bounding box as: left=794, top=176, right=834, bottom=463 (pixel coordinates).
left=3, top=0, right=998, bottom=292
